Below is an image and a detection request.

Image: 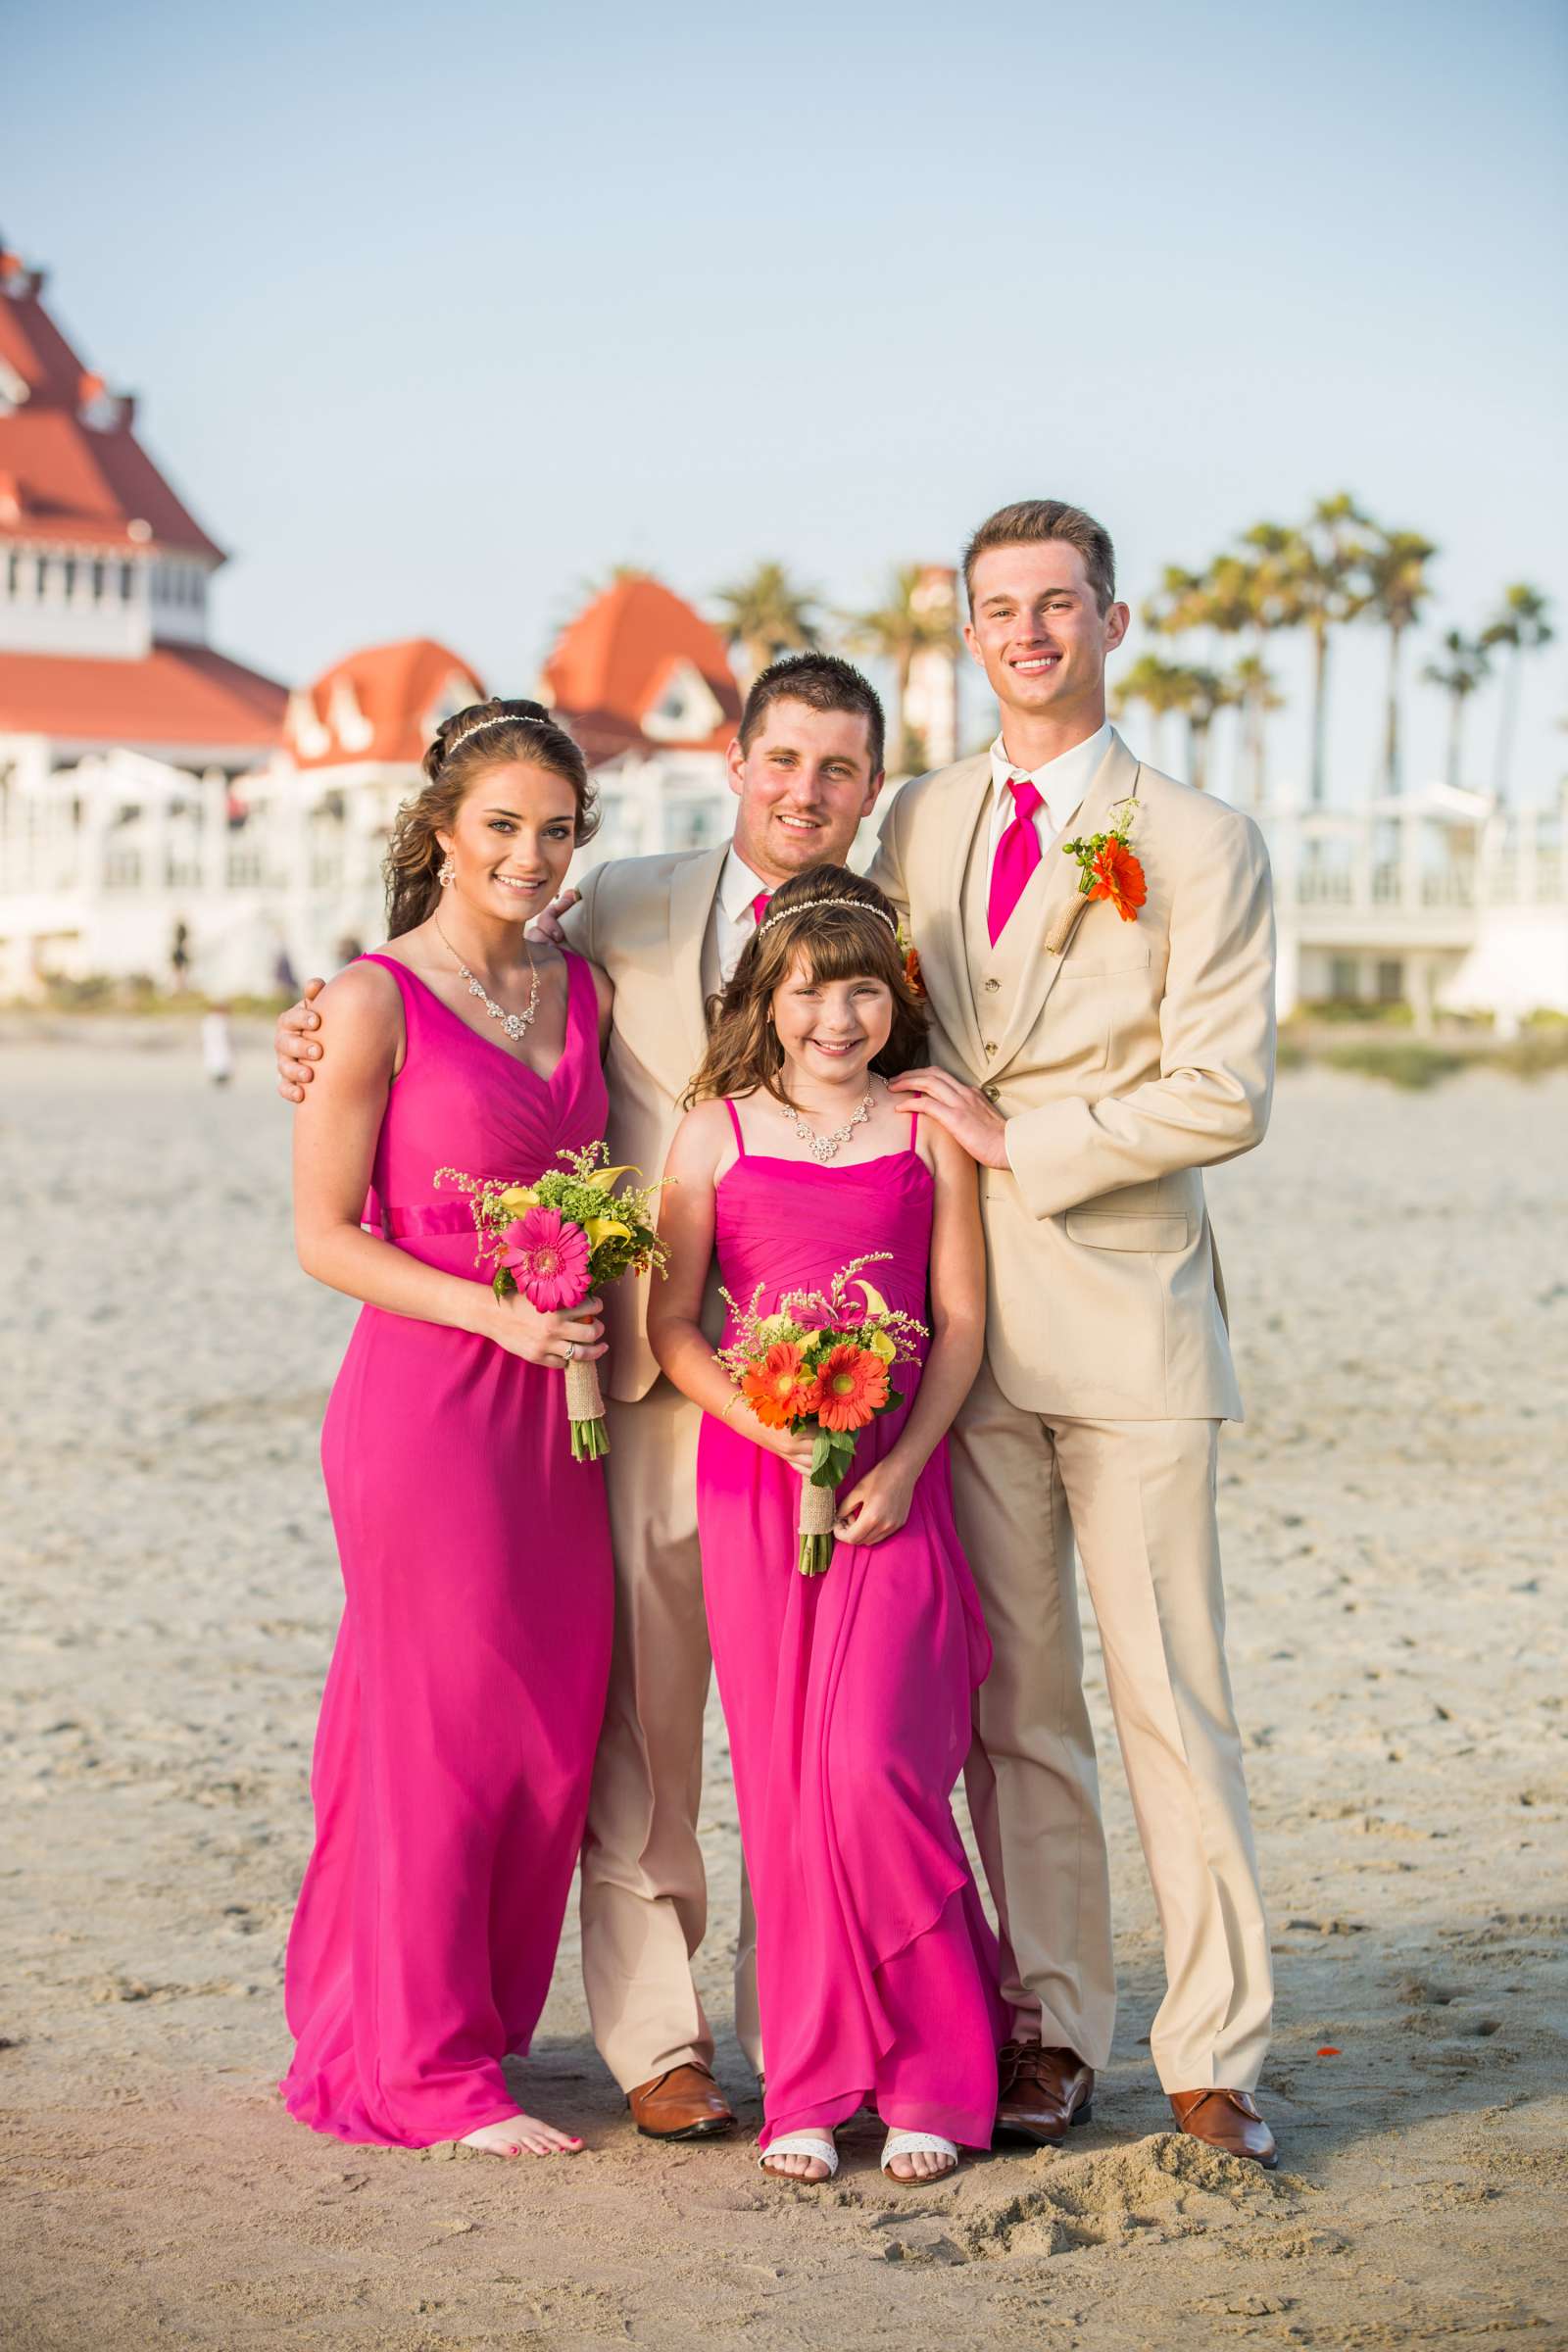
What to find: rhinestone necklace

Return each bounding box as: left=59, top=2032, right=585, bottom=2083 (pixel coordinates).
left=433, top=915, right=540, bottom=1044
left=776, top=1086, right=876, bottom=1165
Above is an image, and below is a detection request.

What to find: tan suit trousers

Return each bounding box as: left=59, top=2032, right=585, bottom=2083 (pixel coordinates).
left=951, top=1356, right=1273, bottom=2091
left=578, top=1374, right=760, bottom=2090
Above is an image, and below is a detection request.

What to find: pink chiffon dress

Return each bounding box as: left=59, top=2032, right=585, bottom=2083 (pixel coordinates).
left=697, top=1102, right=1006, bottom=2153
left=281, top=951, right=613, bottom=2147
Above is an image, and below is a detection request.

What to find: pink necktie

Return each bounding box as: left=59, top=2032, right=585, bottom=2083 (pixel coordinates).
left=750, top=890, right=771, bottom=926
left=987, top=777, right=1044, bottom=945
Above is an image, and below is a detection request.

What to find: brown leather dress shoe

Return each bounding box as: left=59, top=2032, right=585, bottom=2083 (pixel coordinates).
left=627, top=2063, right=737, bottom=2141
left=1169, top=2088, right=1278, bottom=2169
left=996, top=2040, right=1095, bottom=2145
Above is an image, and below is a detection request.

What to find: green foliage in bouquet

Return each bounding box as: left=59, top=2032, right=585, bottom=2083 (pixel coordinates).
left=437, top=1143, right=669, bottom=1303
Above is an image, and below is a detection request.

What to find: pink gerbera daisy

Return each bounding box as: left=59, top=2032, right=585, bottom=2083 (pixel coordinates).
left=498, top=1206, right=591, bottom=1311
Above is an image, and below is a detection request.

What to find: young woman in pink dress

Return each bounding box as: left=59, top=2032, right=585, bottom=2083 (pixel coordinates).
left=283, top=700, right=614, bottom=2158
left=649, top=867, right=1005, bottom=2185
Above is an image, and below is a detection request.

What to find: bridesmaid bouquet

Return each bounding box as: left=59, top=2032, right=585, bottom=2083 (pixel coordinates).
left=436, top=1144, right=667, bottom=1462
left=717, top=1253, right=927, bottom=1575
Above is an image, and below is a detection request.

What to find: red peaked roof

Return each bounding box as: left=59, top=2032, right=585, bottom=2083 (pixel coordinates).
left=543, top=573, right=740, bottom=760
left=289, top=638, right=486, bottom=769
left=0, top=642, right=286, bottom=750
left=0, top=246, right=222, bottom=562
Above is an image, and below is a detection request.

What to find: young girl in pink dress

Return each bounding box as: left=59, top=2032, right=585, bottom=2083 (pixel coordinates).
left=649, top=867, right=1004, bottom=2184
left=283, top=701, right=614, bottom=2158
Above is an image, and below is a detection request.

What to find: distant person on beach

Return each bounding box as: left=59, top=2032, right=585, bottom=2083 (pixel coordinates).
left=200, top=1004, right=233, bottom=1088
left=280, top=700, right=614, bottom=2158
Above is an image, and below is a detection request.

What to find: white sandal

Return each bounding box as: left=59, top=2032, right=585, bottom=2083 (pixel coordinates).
left=760, top=2132, right=839, bottom=2181
left=880, top=2128, right=958, bottom=2182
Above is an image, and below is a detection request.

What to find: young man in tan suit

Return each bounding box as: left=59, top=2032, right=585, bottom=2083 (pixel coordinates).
left=878, top=499, right=1278, bottom=2167
left=275, top=656, right=888, bottom=2141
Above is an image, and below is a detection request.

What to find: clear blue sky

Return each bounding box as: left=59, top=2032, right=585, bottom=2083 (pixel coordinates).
left=8, top=0, right=1566, bottom=802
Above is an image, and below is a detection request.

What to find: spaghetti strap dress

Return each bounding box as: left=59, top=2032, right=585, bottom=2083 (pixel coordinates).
left=280, top=950, right=613, bottom=2146
left=696, top=1102, right=1006, bottom=2153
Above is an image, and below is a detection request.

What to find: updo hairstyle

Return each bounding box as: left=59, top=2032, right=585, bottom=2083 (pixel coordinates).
left=383, top=698, right=599, bottom=937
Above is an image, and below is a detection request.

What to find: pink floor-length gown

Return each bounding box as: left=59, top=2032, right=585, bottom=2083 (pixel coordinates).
left=280, top=951, right=612, bottom=2147
left=698, top=1103, right=1006, bottom=2153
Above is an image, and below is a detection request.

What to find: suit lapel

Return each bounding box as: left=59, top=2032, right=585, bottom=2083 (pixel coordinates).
left=668, top=842, right=729, bottom=1077
left=991, top=731, right=1143, bottom=1072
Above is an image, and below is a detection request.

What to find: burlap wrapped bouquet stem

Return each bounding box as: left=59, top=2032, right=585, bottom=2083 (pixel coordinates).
left=798, top=1473, right=838, bottom=1575
left=564, top=1352, right=609, bottom=1460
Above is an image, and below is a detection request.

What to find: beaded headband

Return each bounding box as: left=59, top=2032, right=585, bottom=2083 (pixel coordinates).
left=442, top=709, right=557, bottom=759
left=757, top=897, right=897, bottom=939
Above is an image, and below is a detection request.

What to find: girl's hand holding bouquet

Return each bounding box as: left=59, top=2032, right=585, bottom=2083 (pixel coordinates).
left=718, top=1253, right=927, bottom=1575
left=439, top=1144, right=667, bottom=1460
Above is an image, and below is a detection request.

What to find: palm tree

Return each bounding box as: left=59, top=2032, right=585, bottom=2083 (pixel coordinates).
left=1363, top=525, right=1439, bottom=793
left=1141, top=564, right=1212, bottom=640
left=1245, top=495, right=1371, bottom=806
left=1112, top=655, right=1236, bottom=787
left=1166, top=664, right=1240, bottom=793
left=844, top=564, right=958, bottom=773
left=1481, top=583, right=1555, bottom=802
left=1421, top=629, right=1491, bottom=789
left=1229, top=652, right=1285, bottom=808
left=712, top=561, right=822, bottom=685
left=1110, top=652, right=1188, bottom=767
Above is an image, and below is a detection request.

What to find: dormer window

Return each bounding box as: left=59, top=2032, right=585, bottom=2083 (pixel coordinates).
left=427, top=671, right=482, bottom=730
left=641, top=658, right=724, bottom=745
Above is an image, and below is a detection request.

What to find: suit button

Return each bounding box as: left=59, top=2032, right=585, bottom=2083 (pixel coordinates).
left=983, top=1084, right=1001, bottom=1102
left=984, top=977, right=1001, bottom=994
left=984, top=1041, right=998, bottom=1056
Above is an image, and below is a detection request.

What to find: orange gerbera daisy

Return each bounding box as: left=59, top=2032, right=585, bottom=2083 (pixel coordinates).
left=739, top=1342, right=815, bottom=1429
left=1087, top=839, right=1147, bottom=923
left=808, top=1344, right=889, bottom=1432
left=903, top=945, right=927, bottom=1000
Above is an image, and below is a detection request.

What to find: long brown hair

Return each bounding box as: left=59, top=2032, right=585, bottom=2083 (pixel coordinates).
left=383, top=699, right=599, bottom=938
left=687, top=866, right=926, bottom=1107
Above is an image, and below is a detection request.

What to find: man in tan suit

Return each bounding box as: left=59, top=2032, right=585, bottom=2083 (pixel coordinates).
left=877, top=499, right=1278, bottom=2167
left=275, top=655, right=888, bottom=2140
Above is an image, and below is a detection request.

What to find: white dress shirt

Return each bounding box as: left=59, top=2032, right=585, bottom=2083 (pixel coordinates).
left=710, top=845, right=775, bottom=986
left=987, top=720, right=1114, bottom=866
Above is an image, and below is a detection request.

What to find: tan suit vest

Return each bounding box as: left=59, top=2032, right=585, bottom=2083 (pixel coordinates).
left=868, top=731, right=1275, bottom=1420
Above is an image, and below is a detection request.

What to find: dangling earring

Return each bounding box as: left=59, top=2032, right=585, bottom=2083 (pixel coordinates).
left=438, top=854, right=456, bottom=887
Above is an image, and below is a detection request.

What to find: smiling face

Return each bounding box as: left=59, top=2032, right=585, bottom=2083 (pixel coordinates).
left=769, top=953, right=894, bottom=1090
left=436, top=760, right=579, bottom=924
left=727, top=699, right=884, bottom=884
left=963, top=541, right=1130, bottom=735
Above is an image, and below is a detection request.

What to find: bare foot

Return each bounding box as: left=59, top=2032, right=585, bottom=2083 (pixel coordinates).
left=760, top=2127, right=837, bottom=2183
left=459, top=2114, right=584, bottom=2158
left=885, top=2143, right=956, bottom=2182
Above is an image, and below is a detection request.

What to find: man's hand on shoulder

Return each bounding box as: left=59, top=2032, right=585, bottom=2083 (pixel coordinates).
left=276, top=977, right=326, bottom=1102
left=887, top=1067, right=1010, bottom=1169
left=529, top=887, right=581, bottom=953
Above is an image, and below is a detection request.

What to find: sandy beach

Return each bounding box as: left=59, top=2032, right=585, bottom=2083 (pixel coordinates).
left=2, top=1020, right=1565, bottom=2351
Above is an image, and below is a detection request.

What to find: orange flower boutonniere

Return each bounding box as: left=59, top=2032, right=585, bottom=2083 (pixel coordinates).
left=1062, top=796, right=1147, bottom=924
left=896, top=921, right=927, bottom=999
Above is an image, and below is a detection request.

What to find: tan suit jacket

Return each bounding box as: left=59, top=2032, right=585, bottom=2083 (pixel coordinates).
left=869, top=729, right=1275, bottom=1421
left=560, top=842, right=727, bottom=1402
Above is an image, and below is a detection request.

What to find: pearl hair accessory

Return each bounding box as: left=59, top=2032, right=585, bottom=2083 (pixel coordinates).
left=757, top=898, right=897, bottom=939
left=441, top=709, right=558, bottom=761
